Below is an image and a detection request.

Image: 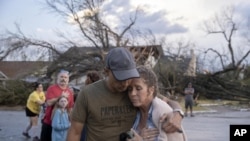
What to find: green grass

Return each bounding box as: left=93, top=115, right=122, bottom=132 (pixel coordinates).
left=177, top=98, right=241, bottom=111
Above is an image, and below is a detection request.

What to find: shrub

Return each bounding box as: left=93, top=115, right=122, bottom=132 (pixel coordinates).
left=0, top=80, right=33, bottom=106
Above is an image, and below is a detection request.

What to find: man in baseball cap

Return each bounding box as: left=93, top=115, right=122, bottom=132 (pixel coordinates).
left=105, top=47, right=139, bottom=81
left=68, top=47, right=140, bottom=141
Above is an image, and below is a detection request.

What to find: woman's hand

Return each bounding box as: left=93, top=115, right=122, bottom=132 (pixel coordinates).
left=128, top=128, right=159, bottom=141
left=141, top=127, right=159, bottom=141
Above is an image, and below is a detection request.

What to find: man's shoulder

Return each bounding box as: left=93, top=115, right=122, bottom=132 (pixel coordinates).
left=47, top=84, right=58, bottom=90
left=80, top=80, right=107, bottom=97
left=83, top=79, right=105, bottom=90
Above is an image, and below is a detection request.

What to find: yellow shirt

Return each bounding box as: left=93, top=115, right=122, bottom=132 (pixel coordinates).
left=26, top=91, right=45, bottom=114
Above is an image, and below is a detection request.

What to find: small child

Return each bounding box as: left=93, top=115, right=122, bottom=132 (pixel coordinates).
left=51, top=96, right=71, bottom=141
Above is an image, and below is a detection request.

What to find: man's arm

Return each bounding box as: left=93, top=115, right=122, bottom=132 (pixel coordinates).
left=46, top=91, right=70, bottom=106
left=157, top=94, right=184, bottom=133
left=66, top=121, right=84, bottom=141
left=184, top=88, right=188, bottom=95
left=157, top=94, right=182, bottom=110
left=46, top=98, right=58, bottom=106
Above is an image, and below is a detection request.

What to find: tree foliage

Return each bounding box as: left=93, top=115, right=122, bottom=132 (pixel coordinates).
left=0, top=80, right=34, bottom=106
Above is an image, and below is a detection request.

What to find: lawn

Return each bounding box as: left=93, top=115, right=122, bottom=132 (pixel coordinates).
left=177, top=97, right=241, bottom=111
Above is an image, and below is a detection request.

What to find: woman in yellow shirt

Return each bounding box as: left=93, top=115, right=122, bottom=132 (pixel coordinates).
left=22, top=82, right=45, bottom=141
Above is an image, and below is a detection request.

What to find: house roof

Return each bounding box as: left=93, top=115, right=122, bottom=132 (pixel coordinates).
left=128, top=45, right=162, bottom=65
left=0, top=61, right=51, bottom=79
left=64, top=45, right=162, bottom=56
left=63, top=45, right=163, bottom=65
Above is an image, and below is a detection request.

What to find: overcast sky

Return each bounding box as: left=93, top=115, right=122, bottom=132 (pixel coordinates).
left=1, top=0, right=250, bottom=67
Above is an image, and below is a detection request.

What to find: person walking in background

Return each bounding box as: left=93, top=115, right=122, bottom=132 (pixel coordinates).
left=184, top=82, right=195, bottom=117
left=126, top=66, right=186, bottom=141
left=40, top=70, right=74, bottom=141
left=51, top=96, right=71, bottom=141
left=22, top=82, right=45, bottom=141
left=67, top=47, right=184, bottom=141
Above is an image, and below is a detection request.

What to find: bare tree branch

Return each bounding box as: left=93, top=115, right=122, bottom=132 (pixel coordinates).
left=202, top=6, right=250, bottom=76
left=204, top=48, right=226, bottom=69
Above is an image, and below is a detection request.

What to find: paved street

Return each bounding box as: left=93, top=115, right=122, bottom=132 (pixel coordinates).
left=0, top=107, right=250, bottom=141
left=183, top=111, right=250, bottom=141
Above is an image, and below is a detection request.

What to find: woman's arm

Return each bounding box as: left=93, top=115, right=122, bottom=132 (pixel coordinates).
left=30, top=92, right=45, bottom=105
left=36, top=100, right=45, bottom=105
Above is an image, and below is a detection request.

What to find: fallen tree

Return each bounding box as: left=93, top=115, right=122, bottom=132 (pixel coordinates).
left=193, top=74, right=250, bottom=102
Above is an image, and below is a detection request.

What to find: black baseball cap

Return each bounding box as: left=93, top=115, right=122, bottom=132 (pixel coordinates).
left=105, top=47, right=139, bottom=81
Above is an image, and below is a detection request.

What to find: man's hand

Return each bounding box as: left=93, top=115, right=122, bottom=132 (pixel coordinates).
left=62, top=91, right=70, bottom=98
left=160, top=111, right=183, bottom=133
